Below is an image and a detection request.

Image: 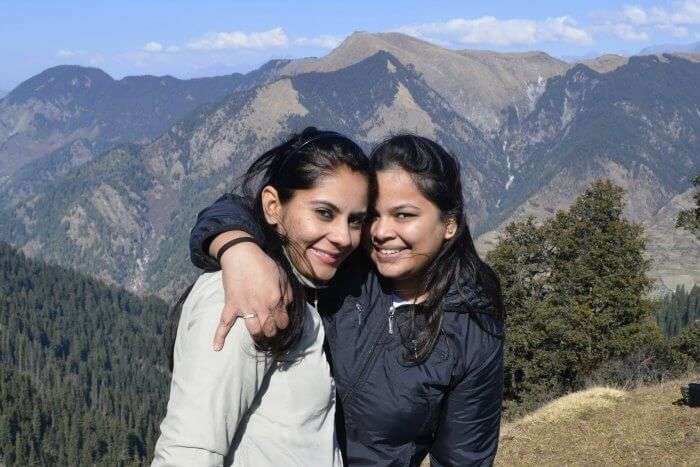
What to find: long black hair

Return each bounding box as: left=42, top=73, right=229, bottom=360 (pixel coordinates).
left=167, top=127, right=369, bottom=370
left=371, top=134, right=505, bottom=364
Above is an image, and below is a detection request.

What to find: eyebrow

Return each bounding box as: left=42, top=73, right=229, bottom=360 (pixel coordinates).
left=311, top=200, right=367, bottom=216
left=390, top=203, right=420, bottom=211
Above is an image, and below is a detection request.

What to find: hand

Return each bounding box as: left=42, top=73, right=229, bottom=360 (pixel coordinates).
left=213, top=239, right=291, bottom=351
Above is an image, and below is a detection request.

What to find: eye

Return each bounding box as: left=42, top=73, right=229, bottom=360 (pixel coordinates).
left=316, top=208, right=333, bottom=220
left=396, top=212, right=415, bottom=220
left=349, top=214, right=366, bottom=229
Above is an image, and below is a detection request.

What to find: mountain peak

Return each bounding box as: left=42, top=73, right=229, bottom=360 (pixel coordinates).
left=6, top=65, right=114, bottom=103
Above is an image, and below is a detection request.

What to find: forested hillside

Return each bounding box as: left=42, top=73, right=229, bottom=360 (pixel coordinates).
left=0, top=243, right=170, bottom=465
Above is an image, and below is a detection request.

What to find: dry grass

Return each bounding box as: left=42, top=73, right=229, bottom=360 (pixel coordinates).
left=495, top=375, right=700, bottom=466
left=420, top=376, right=699, bottom=466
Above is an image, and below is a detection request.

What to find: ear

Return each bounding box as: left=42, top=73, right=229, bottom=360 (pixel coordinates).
left=261, top=186, right=282, bottom=227
left=443, top=216, right=458, bottom=240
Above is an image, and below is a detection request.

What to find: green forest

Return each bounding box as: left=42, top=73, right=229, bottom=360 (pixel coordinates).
left=0, top=179, right=698, bottom=465
left=0, top=242, right=170, bottom=465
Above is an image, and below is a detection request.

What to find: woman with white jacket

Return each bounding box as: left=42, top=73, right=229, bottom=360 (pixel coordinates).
left=152, top=127, right=371, bottom=466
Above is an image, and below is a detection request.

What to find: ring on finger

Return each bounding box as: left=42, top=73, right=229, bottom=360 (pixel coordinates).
left=238, top=312, right=257, bottom=320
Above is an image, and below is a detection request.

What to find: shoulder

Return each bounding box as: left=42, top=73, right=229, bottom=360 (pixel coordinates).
left=441, top=309, right=504, bottom=380
left=179, top=271, right=256, bottom=350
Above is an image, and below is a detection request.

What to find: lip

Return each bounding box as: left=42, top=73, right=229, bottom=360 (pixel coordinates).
left=372, top=245, right=409, bottom=262
left=308, top=247, right=343, bottom=265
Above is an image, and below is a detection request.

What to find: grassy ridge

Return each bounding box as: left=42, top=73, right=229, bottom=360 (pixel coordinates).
left=495, top=375, right=700, bottom=466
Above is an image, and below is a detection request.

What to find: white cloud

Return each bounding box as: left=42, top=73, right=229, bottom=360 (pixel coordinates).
left=612, top=23, right=650, bottom=41
left=165, top=45, right=181, bottom=53
left=619, top=1, right=700, bottom=27
left=56, top=49, right=82, bottom=58
left=294, top=34, right=344, bottom=49
left=608, top=1, right=700, bottom=42
left=622, top=6, right=648, bottom=25
left=398, top=15, right=592, bottom=47
left=143, top=41, right=164, bottom=52
left=540, top=16, right=593, bottom=44
left=88, top=54, right=105, bottom=66
left=187, top=27, right=289, bottom=50
left=657, top=23, right=690, bottom=37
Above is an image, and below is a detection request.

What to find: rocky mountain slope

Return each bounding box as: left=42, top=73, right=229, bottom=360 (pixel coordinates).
left=478, top=54, right=700, bottom=290
left=280, top=32, right=569, bottom=134
left=1, top=52, right=504, bottom=297
left=0, top=64, right=279, bottom=177
left=0, top=35, right=698, bottom=297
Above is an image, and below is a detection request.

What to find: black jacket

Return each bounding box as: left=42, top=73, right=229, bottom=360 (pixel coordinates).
left=190, top=194, right=504, bottom=467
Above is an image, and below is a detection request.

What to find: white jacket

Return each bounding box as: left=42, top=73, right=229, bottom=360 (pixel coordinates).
left=152, top=271, right=342, bottom=466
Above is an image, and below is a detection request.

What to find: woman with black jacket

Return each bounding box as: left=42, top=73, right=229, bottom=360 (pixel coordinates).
left=188, top=134, right=506, bottom=466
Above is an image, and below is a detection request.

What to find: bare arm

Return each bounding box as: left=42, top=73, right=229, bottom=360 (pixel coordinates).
left=188, top=193, right=291, bottom=351
left=209, top=231, right=291, bottom=351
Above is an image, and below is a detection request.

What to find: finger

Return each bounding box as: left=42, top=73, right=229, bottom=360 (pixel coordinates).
left=242, top=308, right=263, bottom=340
left=212, top=304, right=238, bottom=351
left=262, top=314, right=278, bottom=338
left=270, top=300, right=290, bottom=331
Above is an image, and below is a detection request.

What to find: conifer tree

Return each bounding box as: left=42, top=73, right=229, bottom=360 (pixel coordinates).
left=488, top=180, right=673, bottom=410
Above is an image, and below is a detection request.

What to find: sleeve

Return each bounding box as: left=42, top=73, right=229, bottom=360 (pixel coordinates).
left=152, top=273, right=272, bottom=466
left=189, top=193, right=266, bottom=272
left=429, top=339, right=504, bottom=467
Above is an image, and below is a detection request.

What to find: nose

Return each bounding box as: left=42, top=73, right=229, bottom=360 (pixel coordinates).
left=327, top=220, right=352, bottom=249
left=371, top=215, right=394, bottom=243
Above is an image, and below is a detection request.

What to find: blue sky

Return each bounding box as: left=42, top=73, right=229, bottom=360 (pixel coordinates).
left=2, top=0, right=699, bottom=90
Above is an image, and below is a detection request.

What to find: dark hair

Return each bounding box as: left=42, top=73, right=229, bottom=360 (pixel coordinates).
left=239, top=127, right=370, bottom=356
left=167, top=127, right=369, bottom=370
left=371, top=134, right=505, bottom=364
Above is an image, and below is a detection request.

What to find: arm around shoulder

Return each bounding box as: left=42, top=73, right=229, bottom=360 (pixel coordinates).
left=190, top=194, right=266, bottom=271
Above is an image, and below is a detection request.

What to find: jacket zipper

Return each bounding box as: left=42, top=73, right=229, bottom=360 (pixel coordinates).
left=388, top=305, right=395, bottom=334
left=341, top=303, right=390, bottom=404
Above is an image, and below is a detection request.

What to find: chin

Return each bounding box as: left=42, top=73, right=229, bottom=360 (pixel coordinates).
left=373, top=261, right=408, bottom=279
left=309, top=263, right=337, bottom=282
left=314, top=272, right=336, bottom=282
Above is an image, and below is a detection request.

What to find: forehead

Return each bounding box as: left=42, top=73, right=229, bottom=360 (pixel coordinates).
left=293, top=166, right=369, bottom=208
left=375, top=168, right=427, bottom=205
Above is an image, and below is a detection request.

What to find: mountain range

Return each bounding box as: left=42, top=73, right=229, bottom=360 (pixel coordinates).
left=0, top=31, right=698, bottom=298
left=640, top=41, right=700, bottom=55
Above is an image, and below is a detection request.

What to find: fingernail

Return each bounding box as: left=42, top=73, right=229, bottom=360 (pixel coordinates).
left=213, top=343, right=222, bottom=351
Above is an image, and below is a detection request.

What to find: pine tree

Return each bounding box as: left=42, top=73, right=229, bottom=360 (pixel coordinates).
left=488, top=180, right=672, bottom=411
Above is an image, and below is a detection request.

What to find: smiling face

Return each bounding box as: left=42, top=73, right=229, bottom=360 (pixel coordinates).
left=369, top=167, right=456, bottom=298
left=262, top=165, right=369, bottom=283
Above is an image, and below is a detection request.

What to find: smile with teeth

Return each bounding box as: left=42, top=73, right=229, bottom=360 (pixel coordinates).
left=374, top=245, right=408, bottom=258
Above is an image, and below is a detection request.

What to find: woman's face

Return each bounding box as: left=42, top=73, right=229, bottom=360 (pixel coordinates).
left=263, top=165, right=369, bottom=282
left=369, top=167, right=456, bottom=296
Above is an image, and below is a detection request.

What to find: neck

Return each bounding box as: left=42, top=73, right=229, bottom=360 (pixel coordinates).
left=390, top=276, right=427, bottom=303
